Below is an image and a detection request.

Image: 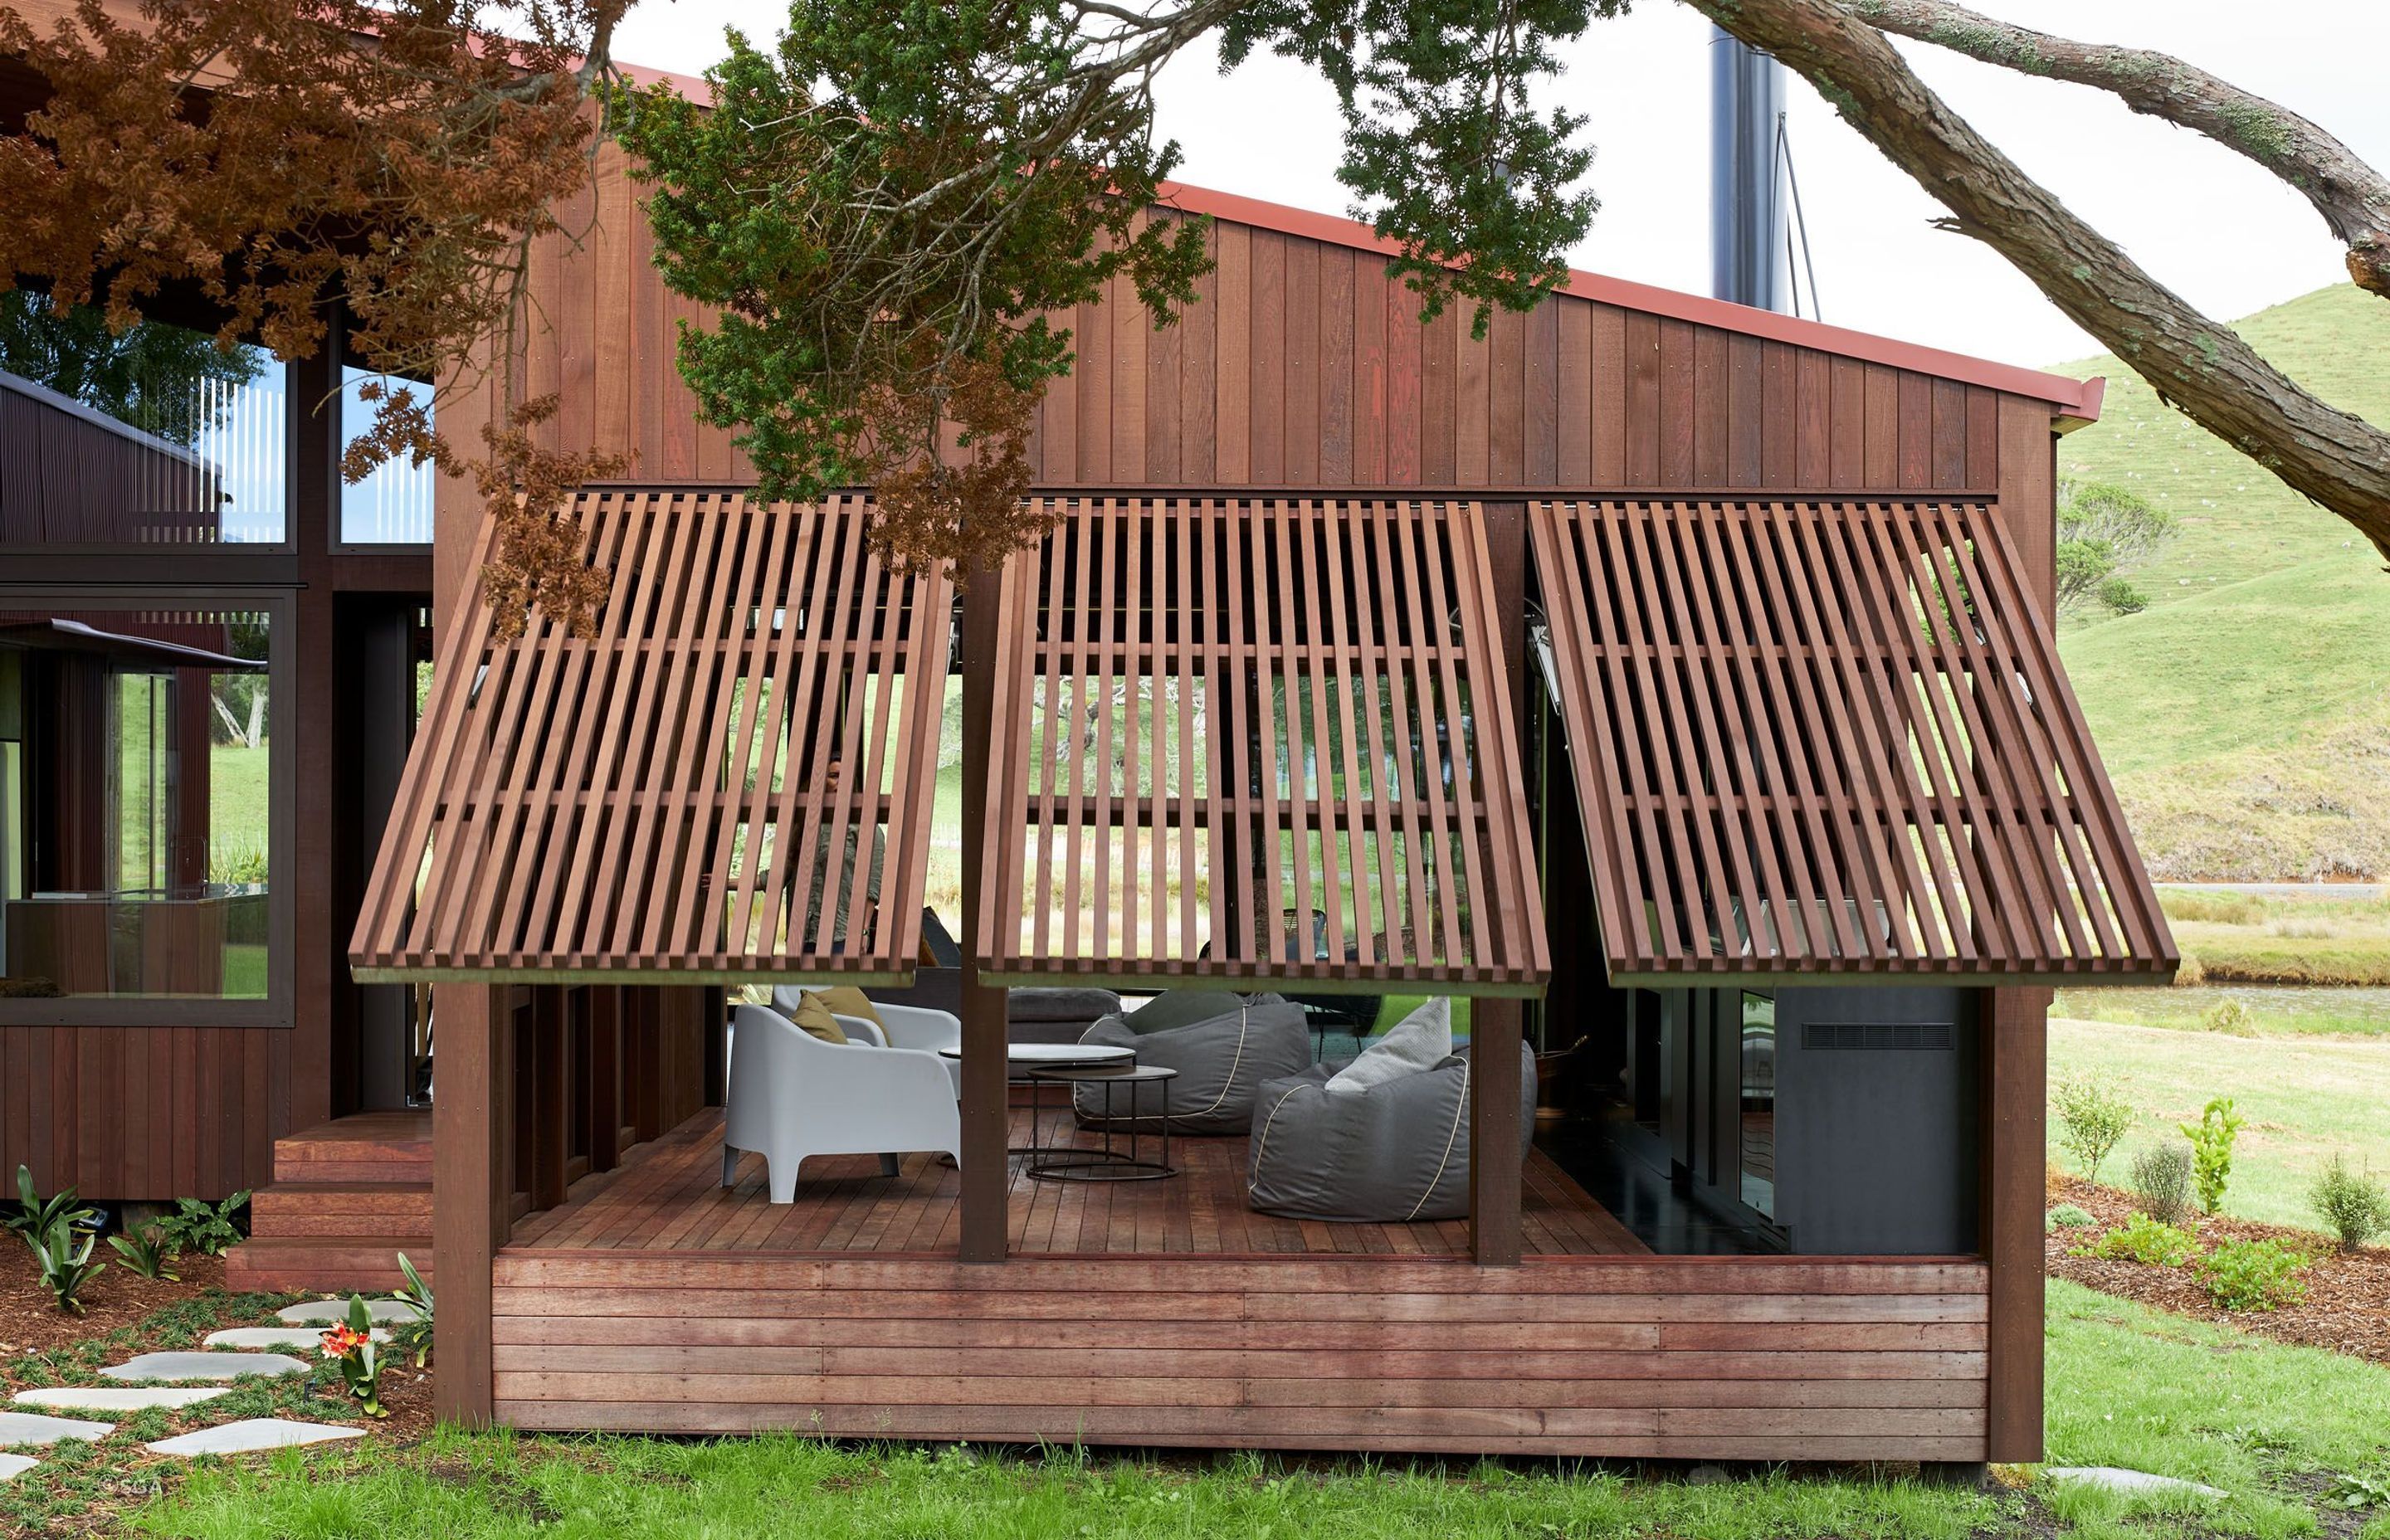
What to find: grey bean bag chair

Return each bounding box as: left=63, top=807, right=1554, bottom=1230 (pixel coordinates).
left=1007, top=987, right=1124, bottom=1047
left=1245, top=1043, right=1537, bottom=1222
left=1072, top=992, right=1310, bottom=1135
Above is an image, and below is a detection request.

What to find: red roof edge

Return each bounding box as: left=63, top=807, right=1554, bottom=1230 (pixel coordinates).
left=1156, top=181, right=2105, bottom=422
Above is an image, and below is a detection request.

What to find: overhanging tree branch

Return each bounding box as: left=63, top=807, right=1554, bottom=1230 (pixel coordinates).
left=1688, top=0, right=2390, bottom=565
left=1847, top=0, right=2390, bottom=296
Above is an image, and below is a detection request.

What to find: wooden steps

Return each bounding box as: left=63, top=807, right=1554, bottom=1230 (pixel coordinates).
left=227, top=1110, right=432, bottom=1295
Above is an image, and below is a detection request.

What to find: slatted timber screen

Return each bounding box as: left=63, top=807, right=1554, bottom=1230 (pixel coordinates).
left=976, top=497, right=1549, bottom=996
left=352, top=490, right=950, bottom=984
left=1529, top=498, right=2175, bottom=984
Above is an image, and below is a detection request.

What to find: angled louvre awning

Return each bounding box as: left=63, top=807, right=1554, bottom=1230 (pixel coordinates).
left=1529, top=498, right=2177, bottom=986
left=351, top=490, right=950, bottom=984
left=975, top=498, right=1549, bottom=997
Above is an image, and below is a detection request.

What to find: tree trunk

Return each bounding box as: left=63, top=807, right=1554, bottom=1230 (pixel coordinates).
left=1692, top=0, right=2390, bottom=565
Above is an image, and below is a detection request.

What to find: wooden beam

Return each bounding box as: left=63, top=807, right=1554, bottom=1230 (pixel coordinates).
left=1983, top=985, right=2046, bottom=1462
left=1471, top=502, right=1529, bottom=1265
left=431, top=983, right=507, bottom=1425
left=957, top=568, right=1007, bottom=1263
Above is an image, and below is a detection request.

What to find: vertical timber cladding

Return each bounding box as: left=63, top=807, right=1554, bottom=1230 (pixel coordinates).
left=488, top=1252, right=1992, bottom=1459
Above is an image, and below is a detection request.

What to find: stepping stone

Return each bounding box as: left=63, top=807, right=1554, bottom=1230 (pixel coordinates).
left=205, top=1327, right=388, bottom=1350
left=0, top=1453, right=35, bottom=1483
left=276, top=1299, right=423, bottom=1326
left=0, top=1411, right=114, bottom=1447
left=100, top=1352, right=310, bottom=1382
left=144, top=1419, right=367, bottom=1458
left=2044, top=1467, right=2227, bottom=1500
left=13, top=1387, right=227, bottom=1412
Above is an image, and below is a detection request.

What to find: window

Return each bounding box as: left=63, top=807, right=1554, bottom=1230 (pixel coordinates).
left=0, top=293, right=287, bottom=545
left=0, top=609, right=276, bottom=1000
left=337, top=364, right=437, bottom=545
left=1740, top=991, right=1776, bottom=1220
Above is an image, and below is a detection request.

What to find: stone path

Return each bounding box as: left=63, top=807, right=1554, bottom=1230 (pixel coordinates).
left=13, top=1387, right=227, bottom=1412
left=144, top=1419, right=368, bottom=1458
left=204, top=1326, right=389, bottom=1350
left=0, top=1411, right=114, bottom=1447
left=7, top=1313, right=394, bottom=1486
left=100, top=1352, right=310, bottom=1382
left=276, top=1299, right=423, bottom=1326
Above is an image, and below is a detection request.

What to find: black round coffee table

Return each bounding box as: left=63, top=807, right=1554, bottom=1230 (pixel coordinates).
left=1024, top=1063, right=1180, bottom=1182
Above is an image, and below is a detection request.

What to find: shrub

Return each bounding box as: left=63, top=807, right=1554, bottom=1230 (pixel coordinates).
left=2199, top=997, right=2256, bottom=1035
left=152, top=1191, right=251, bottom=1256
left=2182, top=1098, right=2246, bottom=1215
left=108, top=1222, right=180, bottom=1281
left=2074, top=1212, right=2198, bottom=1267
left=2198, top=1238, right=2310, bottom=1312
left=2053, top=1075, right=2135, bottom=1183
left=2129, top=1142, right=2197, bottom=1227
left=2097, top=577, right=2149, bottom=615
left=23, top=1216, right=102, bottom=1314
left=2309, top=1155, right=2390, bottom=1252
left=2046, top=1203, right=2097, bottom=1232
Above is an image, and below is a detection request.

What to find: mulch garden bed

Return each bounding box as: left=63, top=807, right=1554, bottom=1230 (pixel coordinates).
left=2, top=1241, right=438, bottom=1540
left=2046, top=1173, right=2390, bottom=1366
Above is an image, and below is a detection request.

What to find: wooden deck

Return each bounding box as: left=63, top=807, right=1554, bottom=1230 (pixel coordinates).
left=511, top=1107, right=1647, bottom=1257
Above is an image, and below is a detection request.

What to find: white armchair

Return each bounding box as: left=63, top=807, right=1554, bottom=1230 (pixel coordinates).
left=723, top=1001, right=962, bottom=1202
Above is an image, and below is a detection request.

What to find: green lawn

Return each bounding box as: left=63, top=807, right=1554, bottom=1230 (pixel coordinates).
left=2056, top=984, right=2390, bottom=1040
left=2047, top=1014, right=2390, bottom=1229
left=2053, top=284, right=2390, bottom=881
left=120, top=1284, right=2390, bottom=1540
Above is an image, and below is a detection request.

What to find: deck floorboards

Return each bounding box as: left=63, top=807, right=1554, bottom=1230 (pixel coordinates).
left=510, top=1106, right=1649, bottom=1257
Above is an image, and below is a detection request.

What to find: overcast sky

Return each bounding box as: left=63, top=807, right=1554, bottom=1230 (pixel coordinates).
left=611, top=2, right=2387, bottom=372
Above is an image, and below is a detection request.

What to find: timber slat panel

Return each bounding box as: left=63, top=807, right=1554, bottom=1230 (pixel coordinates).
left=1529, top=498, right=2175, bottom=983
left=351, top=492, right=949, bottom=983
left=975, top=498, right=1549, bottom=995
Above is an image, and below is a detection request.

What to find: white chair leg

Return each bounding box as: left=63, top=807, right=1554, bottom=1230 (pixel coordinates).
left=720, top=1145, right=739, bottom=1187
left=767, top=1153, right=802, bottom=1204
left=878, top=1153, right=900, bottom=1177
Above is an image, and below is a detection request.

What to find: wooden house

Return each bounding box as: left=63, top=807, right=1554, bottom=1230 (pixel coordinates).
left=2, top=29, right=2177, bottom=1471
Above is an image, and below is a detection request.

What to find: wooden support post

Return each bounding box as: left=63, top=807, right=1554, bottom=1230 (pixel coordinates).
left=1984, top=985, right=2048, bottom=1462
left=956, top=568, right=1008, bottom=1262
left=431, top=982, right=507, bottom=1425
left=1471, top=500, right=1530, bottom=1266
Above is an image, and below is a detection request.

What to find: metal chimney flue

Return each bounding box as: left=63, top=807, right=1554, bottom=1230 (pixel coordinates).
left=1710, top=27, right=1788, bottom=313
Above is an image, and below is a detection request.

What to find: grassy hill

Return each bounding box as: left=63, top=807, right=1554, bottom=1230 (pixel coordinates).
left=2052, top=283, right=2390, bottom=880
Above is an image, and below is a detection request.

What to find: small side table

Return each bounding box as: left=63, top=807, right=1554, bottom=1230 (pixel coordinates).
left=1024, top=1064, right=1180, bottom=1182
left=938, top=1042, right=1134, bottom=1154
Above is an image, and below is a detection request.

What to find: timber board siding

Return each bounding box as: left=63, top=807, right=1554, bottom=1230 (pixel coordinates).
left=0, top=1024, right=286, bottom=1201
left=489, top=1252, right=1989, bottom=1459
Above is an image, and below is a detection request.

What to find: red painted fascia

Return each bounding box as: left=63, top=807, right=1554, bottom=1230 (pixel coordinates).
left=1157, top=181, right=2105, bottom=422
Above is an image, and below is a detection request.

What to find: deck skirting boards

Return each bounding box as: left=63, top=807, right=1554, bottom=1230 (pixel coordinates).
left=489, top=1250, right=1988, bottom=1460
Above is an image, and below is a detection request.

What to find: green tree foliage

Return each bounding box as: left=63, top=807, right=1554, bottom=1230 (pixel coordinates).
left=2053, top=1073, right=2134, bottom=1183
left=610, top=0, right=1612, bottom=572
left=2055, top=477, right=2175, bottom=616
left=0, top=290, right=262, bottom=446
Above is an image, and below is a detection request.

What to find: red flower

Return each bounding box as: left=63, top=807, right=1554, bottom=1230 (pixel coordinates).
left=319, top=1324, right=368, bottom=1358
